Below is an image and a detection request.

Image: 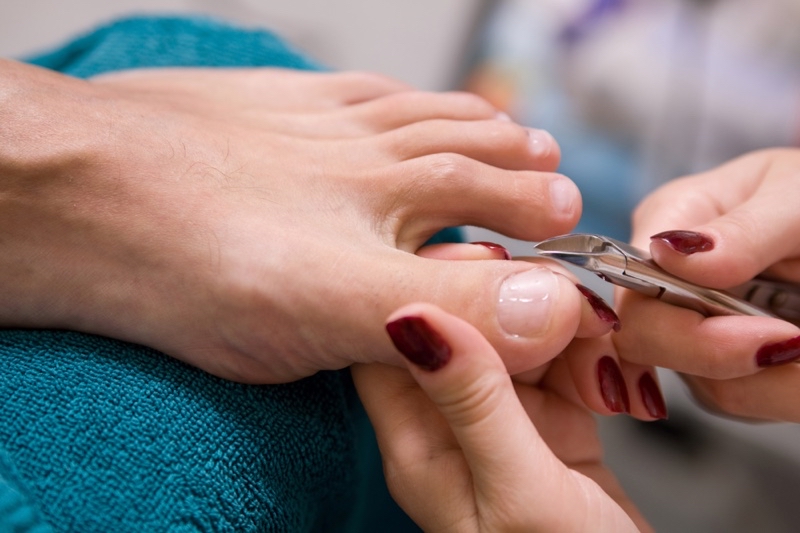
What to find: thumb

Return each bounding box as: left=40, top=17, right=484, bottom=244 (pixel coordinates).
left=632, top=150, right=800, bottom=288
left=385, top=302, right=638, bottom=532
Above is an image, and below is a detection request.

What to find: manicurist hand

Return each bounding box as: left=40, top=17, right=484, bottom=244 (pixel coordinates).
left=353, top=302, right=650, bottom=532
left=1, top=59, right=590, bottom=383
left=614, top=149, right=800, bottom=421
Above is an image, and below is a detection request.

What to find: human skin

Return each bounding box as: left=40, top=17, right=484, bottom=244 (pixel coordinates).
left=613, top=149, right=800, bottom=422
left=353, top=302, right=650, bottom=532
left=1, top=59, right=612, bottom=384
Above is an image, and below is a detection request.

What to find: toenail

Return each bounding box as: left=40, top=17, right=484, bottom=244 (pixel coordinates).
left=527, top=128, right=555, bottom=158
left=497, top=268, right=559, bottom=338
left=549, top=177, right=580, bottom=219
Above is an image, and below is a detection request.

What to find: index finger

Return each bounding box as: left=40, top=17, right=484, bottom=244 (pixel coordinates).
left=632, top=150, right=800, bottom=287
left=614, top=290, right=800, bottom=378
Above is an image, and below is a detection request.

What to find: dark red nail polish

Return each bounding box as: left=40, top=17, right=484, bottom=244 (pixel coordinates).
left=650, top=230, right=714, bottom=255
left=576, top=284, right=621, bottom=332
left=756, top=335, right=800, bottom=367
left=638, top=372, right=668, bottom=420
left=471, top=241, right=512, bottom=260
left=386, top=316, right=452, bottom=371
left=597, top=356, right=630, bottom=413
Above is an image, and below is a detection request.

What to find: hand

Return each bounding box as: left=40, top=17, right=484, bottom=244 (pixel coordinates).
left=1, top=60, right=587, bottom=383
left=614, top=149, right=800, bottom=422
left=353, top=302, right=649, bottom=532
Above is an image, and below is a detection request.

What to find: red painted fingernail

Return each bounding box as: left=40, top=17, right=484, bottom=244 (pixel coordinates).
left=650, top=230, right=714, bottom=255
left=386, top=316, right=452, bottom=371
left=471, top=241, right=512, bottom=260
left=597, top=356, right=630, bottom=413
left=638, top=372, right=668, bottom=420
left=756, top=335, right=800, bottom=367
left=576, top=284, right=621, bottom=332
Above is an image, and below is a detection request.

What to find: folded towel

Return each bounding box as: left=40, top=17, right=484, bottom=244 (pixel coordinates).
left=1, top=15, right=432, bottom=532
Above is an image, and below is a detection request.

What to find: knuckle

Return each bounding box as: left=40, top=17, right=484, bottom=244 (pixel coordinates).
left=632, top=178, right=686, bottom=226
left=436, top=372, right=509, bottom=428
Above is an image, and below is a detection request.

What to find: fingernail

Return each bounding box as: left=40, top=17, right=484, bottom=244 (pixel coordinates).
left=496, top=111, right=513, bottom=122
left=651, top=230, right=714, bottom=255
left=576, top=284, right=621, bottom=332
left=527, top=128, right=555, bottom=158
left=471, top=241, right=512, bottom=260
left=386, top=316, right=452, bottom=371
left=755, top=335, right=800, bottom=367
left=549, top=178, right=580, bottom=219
left=597, top=356, right=630, bottom=413
left=638, top=372, right=668, bottom=420
left=498, top=268, right=559, bottom=338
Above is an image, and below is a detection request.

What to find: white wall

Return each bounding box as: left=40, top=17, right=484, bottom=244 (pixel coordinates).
left=0, top=0, right=485, bottom=90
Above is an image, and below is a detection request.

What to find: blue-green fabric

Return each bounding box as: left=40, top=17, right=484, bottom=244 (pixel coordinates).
left=0, top=15, right=443, bottom=532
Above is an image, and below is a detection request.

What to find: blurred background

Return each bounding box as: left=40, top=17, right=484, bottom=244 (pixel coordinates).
left=4, top=0, right=800, bottom=530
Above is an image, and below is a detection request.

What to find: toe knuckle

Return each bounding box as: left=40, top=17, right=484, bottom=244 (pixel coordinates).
left=420, top=152, right=473, bottom=182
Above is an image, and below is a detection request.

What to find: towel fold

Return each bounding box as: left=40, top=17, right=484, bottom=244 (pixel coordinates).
left=1, top=15, right=426, bottom=532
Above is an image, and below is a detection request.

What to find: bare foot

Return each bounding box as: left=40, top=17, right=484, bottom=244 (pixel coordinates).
left=1, top=60, right=588, bottom=383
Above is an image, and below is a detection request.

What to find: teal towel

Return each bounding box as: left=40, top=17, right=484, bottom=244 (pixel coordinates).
left=1, top=15, right=428, bottom=532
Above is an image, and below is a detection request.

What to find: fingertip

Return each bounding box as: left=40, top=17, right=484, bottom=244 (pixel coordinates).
left=563, top=338, right=631, bottom=416
left=650, top=230, right=715, bottom=256
left=575, top=284, right=621, bottom=337
left=755, top=334, right=800, bottom=368
left=597, top=355, right=631, bottom=415
left=648, top=228, right=752, bottom=287
left=636, top=371, right=669, bottom=420
left=386, top=303, right=501, bottom=375
left=386, top=313, right=452, bottom=372
left=618, top=362, right=669, bottom=421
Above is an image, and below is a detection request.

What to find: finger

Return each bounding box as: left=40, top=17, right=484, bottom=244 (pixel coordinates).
left=560, top=337, right=667, bottom=420
left=384, top=303, right=639, bottom=532
left=515, top=358, right=654, bottom=531
left=380, top=119, right=560, bottom=172
left=682, top=365, right=800, bottom=423
left=614, top=290, right=800, bottom=378
left=562, top=337, right=631, bottom=416
left=573, top=283, right=622, bottom=338
left=632, top=150, right=800, bottom=287
left=620, top=362, right=669, bottom=421
left=384, top=156, right=581, bottom=245
left=630, top=152, right=769, bottom=248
